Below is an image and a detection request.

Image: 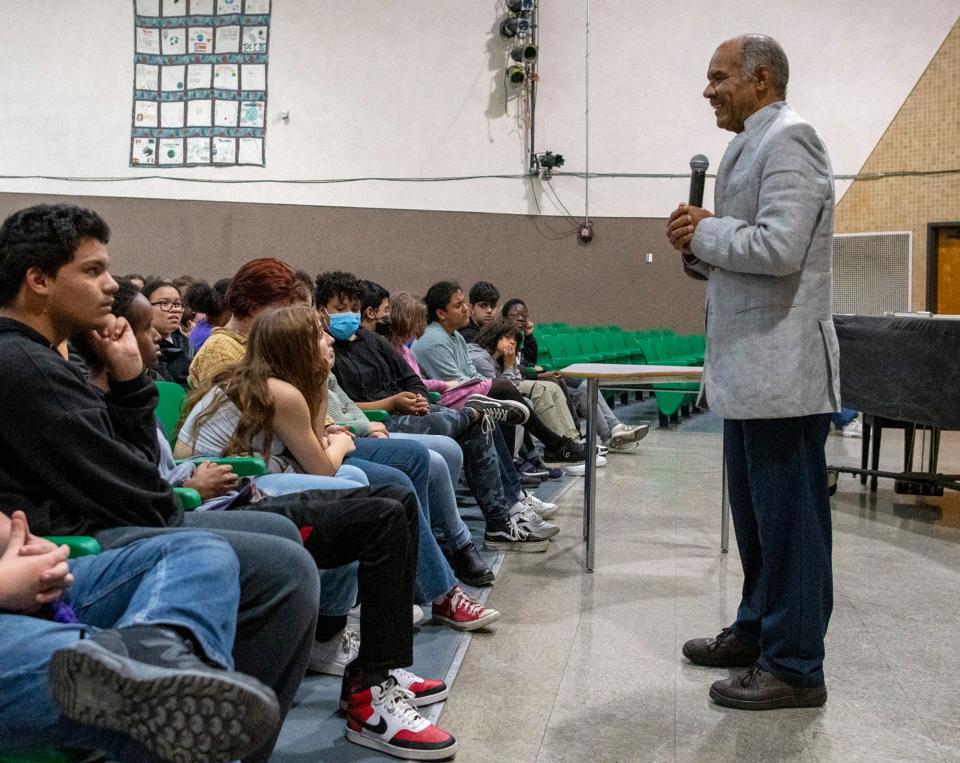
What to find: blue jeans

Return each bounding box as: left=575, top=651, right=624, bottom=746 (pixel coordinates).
left=347, top=438, right=458, bottom=603
left=388, top=407, right=514, bottom=527
left=254, top=469, right=369, bottom=618
left=390, top=432, right=473, bottom=553
left=725, top=414, right=833, bottom=687
left=0, top=532, right=241, bottom=759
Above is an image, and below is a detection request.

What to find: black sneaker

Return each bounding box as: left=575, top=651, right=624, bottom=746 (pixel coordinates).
left=541, top=438, right=586, bottom=465
left=49, top=625, right=280, bottom=763
left=527, top=454, right=564, bottom=480
left=515, top=458, right=549, bottom=480
left=484, top=515, right=549, bottom=553
left=447, top=542, right=496, bottom=587
left=464, top=394, right=529, bottom=425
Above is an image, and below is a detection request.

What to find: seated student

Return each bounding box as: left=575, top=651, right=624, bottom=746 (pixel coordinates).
left=142, top=278, right=194, bottom=387
left=178, top=304, right=500, bottom=635
left=318, top=273, right=557, bottom=551
left=503, top=298, right=649, bottom=452
left=359, top=278, right=392, bottom=332
left=415, top=281, right=599, bottom=467
left=0, top=509, right=280, bottom=763
left=0, top=204, right=455, bottom=761
left=459, top=280, right=500, bottom=344
left=184, top=277, right=232, bottom=350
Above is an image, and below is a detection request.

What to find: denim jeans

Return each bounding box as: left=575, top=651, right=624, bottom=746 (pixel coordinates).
left=254, top=470, right=369, bottom=618
left=389, top=432, right=472, bottom=553
left=725, top=414, right=833, bottom=687
left=568, top=380, right=619, bottom=441
left=346, top=438, right=458, bottom=602
left=388, top=407, right=514, bottom=527
left=0, top=532, right=241, bottom=760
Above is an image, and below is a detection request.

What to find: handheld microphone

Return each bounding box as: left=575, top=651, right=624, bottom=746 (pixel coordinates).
left=688, top=154, right=709, bottom=207
left=682, top=154, right=710, bottom=281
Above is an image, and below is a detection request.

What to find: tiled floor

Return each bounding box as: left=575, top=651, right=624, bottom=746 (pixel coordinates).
left=439, top=424, right=960, bottom=762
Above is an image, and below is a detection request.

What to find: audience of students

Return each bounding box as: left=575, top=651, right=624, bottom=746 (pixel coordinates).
left=0, top=201, right=657, bottom=762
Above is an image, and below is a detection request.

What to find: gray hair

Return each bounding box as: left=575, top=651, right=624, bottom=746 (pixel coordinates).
left=738, top=34, right=789, bottom=98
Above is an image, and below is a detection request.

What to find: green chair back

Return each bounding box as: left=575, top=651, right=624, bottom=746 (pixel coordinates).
left=155, top=381, right=187, bottom=445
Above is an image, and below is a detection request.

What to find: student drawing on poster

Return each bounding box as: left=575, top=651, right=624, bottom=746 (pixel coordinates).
left=215, top=99, right=239, bottom=127
left=136, top=0, right=160, bottom=16
left=160, top=65, right=186, bottom=91
left=190, top=0, right=215, bottom=14
left=217, top=0, right=240, bottom=14
left=187, top=137, right=211, bottom=164
left=244, top=0, right=270, bottom=13
left=238, top=137, right=263, bottom=165
left=136, top=27, right=160, bottom=54
left=188, top=27, right=213, bottom=54
left=242, top=26, right=267, bottom=53
left=186, top=99, right=212, bottom=126
left=215, top=25, right=240, bottom=54
left=134, top=100, right=158, bottom=127
left=161, top=28, right=186, bottom=55
left=239, top=101, right=264, bottom=128
left=187, top=63, right=212, bottom=90
left=213, top=64, right=239, bottom=89
left=135, top=63, right=159, bottom=90
left=241, top=64, right=266, bottom=92
left=158, top=138, right=185, bottom=164
left=131, top=138, right=157, bottom=165
left=212, top=137, right=236, bottom=164
left=162, top=0, right=187, bottom=16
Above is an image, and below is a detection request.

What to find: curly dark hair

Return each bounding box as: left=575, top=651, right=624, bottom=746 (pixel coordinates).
left=359, top=280, right=390, bottom=316
left=475, top=316, right=521, bottom=357
left=0, top=204, right=111, bottom=306
left=184, top=278, right=231, bottom=316
left=314, top=270, right=362, bottom=310
left=468, top=281, right=500, bottom=306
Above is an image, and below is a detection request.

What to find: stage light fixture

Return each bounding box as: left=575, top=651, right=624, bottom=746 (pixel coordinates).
left=510, top=43, right=538, bottom=62
left=507, top=0, right=534, bottom=11
left=506, top=65, right=526, bottom=85
left=499, top=16, right=530, bottom=38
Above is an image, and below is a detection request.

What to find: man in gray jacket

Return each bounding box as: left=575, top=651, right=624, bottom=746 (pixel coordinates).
left=667, top=34, right=840, bottom=710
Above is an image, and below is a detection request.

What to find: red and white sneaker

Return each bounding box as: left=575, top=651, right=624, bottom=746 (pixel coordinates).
left=431, top=586, right=501, bottom=632
left=388, top=667, right=449, bottom=707
left=345, top=678, right=458, bottom=760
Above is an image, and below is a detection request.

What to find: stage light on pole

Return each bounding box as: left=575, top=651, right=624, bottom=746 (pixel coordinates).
left=506, top=65, right=526, bottom=85
left=507, top=0, right=534, bottom=11
left=500, top=16, right=530, bottom=38
left=510, top=43, right=538, bottom=62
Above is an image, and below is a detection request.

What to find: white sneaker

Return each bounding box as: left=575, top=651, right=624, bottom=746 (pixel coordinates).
left=521, top=490, right=558, bottom=518
left=308, top=627, right=360, bottom=676
left=608, top=423, right=650, bottom=449
left=349, top=604, right=424, bottom=626
left=841, top=419, right=863, bottom=438
left=509, top=503, right=560, bottom=540
left=564, top=455, right=608, bottom=476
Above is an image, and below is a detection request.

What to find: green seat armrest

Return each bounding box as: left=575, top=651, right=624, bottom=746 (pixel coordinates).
left=175, top=456, right=267, bottom=477
left=427, top=391, right=441, bottom=403
left=174, top=487, right=202, bottom=510
left=364, top=409, right=390, bottom=423
left=43, top=536, right=101, bottom=558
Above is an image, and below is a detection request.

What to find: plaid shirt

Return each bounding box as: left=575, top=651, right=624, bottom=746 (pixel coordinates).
left=187, top=327, right=247, bottom=387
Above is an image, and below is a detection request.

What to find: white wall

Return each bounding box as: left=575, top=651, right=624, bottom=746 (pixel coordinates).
left=0, top=1, right=956, bottom=217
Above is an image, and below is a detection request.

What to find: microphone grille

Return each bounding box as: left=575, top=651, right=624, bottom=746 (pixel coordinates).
left=689, top=154, right=710, bottom=172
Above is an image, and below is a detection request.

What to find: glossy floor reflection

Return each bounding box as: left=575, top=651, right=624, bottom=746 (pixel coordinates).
left=439, top=423, right=960, bottom=762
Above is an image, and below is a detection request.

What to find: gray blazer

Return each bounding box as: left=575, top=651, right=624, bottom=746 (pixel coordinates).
left=687, top=101, right=841, bottom=420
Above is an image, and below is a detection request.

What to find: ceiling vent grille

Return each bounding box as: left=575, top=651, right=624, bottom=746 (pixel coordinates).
left=831, top=232, right=911, bottom=316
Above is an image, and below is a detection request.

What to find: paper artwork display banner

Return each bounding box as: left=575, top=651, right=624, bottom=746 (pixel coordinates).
left=131, top=0, right=271, bottom=167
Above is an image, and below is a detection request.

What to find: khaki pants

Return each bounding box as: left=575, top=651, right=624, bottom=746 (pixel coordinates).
left=518, top=379, right=580, bottom=440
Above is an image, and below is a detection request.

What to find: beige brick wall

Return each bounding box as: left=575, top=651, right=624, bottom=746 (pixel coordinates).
left=835, top=18, right=960, bottom=310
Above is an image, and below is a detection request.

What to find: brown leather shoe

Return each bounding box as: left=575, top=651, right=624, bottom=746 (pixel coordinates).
left=682, top=627, right=760, bottom=668
left=710, top=664, right=827, bottom=710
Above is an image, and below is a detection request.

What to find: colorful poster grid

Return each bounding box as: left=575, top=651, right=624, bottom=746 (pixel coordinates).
left=130, top=0, right=270, bottom=167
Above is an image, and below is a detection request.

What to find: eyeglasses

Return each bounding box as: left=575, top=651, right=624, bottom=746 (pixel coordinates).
left=151, top=300, right=184, bottom=312
left=318, top=307, right=331, bottom=330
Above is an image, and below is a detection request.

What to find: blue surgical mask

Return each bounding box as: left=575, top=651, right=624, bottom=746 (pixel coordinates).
left=328, top=311, right=361, bottom=341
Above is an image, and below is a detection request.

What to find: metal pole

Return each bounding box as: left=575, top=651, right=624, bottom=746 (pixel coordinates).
left=583, top=0, right=590, bottom=225
left=584, top=377, right=598, bottom=571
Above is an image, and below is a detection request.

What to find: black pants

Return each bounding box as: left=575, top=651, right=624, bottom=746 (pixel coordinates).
left=724, top=414, right=833, bottom=688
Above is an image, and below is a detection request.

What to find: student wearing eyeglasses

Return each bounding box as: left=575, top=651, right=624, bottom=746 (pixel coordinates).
left=143, top=279, right=194, bottom=387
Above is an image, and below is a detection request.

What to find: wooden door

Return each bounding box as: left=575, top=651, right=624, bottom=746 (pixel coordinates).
left=935, top=226, right=960, bottom=314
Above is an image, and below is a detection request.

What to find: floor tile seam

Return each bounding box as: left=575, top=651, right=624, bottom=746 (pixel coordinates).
left=837, top=575, right=948, bottom=761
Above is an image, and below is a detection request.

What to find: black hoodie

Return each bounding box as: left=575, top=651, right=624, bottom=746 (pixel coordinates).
left=0, top=318, right=181, bottom=536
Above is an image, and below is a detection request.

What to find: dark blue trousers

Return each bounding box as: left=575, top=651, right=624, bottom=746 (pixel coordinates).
left=724, top=413, right=833, bottom=687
